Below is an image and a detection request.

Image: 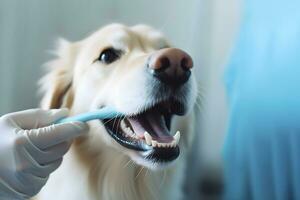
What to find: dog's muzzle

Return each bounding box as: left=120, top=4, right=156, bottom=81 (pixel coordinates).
left=101, top=48, right=194, bottom=163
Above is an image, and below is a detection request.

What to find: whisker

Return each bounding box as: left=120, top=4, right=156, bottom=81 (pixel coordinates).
left=195, top=98, right=203, bottom=112
left=123, top=159, right=132, bottom=168
left=116, top=117, right=122, bottom=134
left=135, top=167, right=144, bottom=180
left=159, top=170, right=167, bottom=189
left=194, top=85, right=206, bottom=112
left=101, top=113, right=124, bottom=126
left=118, top=115, right=127, bottom=134
left=145, top=169, right=149, bottom=178
left=112, top=113, right=122, bottom=130
left=102, top=117, right=115, bottom=125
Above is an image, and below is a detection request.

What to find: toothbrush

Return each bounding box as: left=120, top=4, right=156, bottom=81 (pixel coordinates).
left=55, top=107, right=124, bottom=124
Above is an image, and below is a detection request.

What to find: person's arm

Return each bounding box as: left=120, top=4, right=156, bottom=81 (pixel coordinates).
left=0, top=108, right=88, bottom=199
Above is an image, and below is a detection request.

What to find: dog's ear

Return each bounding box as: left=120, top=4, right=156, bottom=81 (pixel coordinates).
left=39, top=38, right=79, bottom=109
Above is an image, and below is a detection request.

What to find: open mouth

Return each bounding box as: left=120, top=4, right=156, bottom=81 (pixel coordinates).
left=102, top=99, right=185, bottom=162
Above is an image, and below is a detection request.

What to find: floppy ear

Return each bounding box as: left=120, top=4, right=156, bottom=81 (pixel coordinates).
left=39, top=38, right=79, bottom=109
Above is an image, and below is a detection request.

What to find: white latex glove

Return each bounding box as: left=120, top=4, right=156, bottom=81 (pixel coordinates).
left=0, top=108, right=88, bottom=200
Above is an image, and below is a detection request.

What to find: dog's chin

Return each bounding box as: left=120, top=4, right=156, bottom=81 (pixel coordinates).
left=128, top=151, right=178, bottom=170
left=100, top=98, right=188, bottom=169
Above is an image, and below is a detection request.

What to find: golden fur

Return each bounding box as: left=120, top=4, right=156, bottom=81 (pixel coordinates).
left=36, top=24, right=196, bottom=200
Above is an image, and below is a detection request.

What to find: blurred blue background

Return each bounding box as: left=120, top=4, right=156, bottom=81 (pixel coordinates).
left=0, top=0, right=241, bottom=199
left=223, top=0, right=300, bottom=200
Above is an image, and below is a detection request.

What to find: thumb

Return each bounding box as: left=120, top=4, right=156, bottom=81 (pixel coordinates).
left=25, top=121, right=88, bottom=149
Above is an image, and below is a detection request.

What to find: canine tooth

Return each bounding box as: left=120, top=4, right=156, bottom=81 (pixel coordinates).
left=144, top=132, right=152, bottom=145
left=171, top=140, right=176, bottom=147
left=152, top=140, right=157, bottom=147
left=174, top=131, right=180, bottom=145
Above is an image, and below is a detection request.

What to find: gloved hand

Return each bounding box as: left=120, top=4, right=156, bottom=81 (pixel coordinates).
left=0, top=108, right=88, bottom=200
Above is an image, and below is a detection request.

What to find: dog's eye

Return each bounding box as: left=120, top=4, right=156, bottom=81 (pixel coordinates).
left=99, top=48, right=121, bottom=64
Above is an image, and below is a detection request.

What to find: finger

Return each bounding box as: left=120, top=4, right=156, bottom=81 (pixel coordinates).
left=42, top=142, right=72, bottom=162
left=24, top=135, right=71, bottom=164
left=14, top=170, right=48, bottom=197
left=26, top=121, right=88, bottom=149
left=27, top=158, right=63, bottom=178
left=16, top=144, right=63, bottom=178
left=29, top=158, right=63, bottom=178
left=0, top=179, right=29, bottom=199
left=7, top=108, right=69, bottom=129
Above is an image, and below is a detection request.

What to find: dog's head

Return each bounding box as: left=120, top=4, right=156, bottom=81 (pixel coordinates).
left=40, top=24, right=197, bottom=169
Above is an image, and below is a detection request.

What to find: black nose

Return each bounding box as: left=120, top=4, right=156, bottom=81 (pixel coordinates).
left=148, top=48, right=193, bottom=86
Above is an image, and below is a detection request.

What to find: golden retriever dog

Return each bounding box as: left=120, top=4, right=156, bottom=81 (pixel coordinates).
left=36, top=23, right=197, bottom=200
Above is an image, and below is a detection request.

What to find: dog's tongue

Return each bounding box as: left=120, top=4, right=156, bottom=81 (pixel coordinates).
left=127, top=110, right=173, bottom=143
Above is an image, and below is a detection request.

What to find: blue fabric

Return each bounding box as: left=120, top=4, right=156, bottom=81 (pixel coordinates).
left=223, top=1, right=300, bottom=200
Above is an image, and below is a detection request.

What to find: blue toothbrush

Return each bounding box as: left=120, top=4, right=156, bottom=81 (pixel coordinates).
left=55, top=107, right=124, bottom=124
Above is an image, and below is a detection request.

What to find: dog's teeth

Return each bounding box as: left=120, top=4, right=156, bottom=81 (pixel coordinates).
left=126, top=127, right=133, bottom=134
left=123, top=125, right=180, bottom=148
left=152, top=140, right=157, bottom=147
left=121, top=120, right=127, bottom=129
left=174, top=131, right=180, bottom=145
left=144, top=132, right=152, bottom=146
left=170, top=141, right=174, bottom=147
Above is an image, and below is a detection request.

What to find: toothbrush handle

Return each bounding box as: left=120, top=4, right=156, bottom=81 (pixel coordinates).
left=55, top=107, right=124, bottom=124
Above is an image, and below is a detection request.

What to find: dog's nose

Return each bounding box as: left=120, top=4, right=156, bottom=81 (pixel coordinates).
left=148, top=48, right=193, bottom=86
